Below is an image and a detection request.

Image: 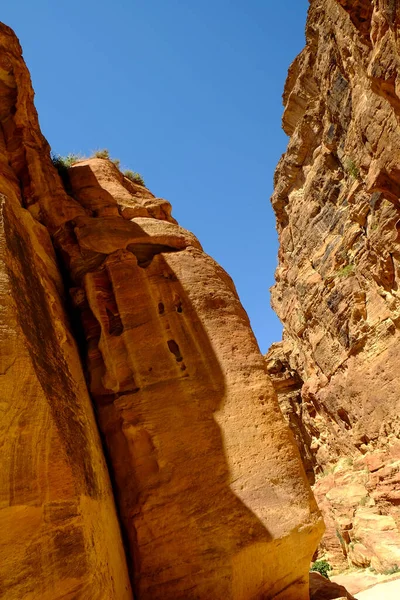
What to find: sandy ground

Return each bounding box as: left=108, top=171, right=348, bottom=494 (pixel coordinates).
left=331, top=570, right=400, bottom=598
left=356, top=578, right=400, bottom=599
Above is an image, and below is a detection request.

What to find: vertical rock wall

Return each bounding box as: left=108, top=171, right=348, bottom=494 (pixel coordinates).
left=63, top=158, right=323, bottom=599
left=270, top=0, right=400, bottom=470
left=269, top=0, right=400, bottom=574
left=0, top=21, right=323, bottom=599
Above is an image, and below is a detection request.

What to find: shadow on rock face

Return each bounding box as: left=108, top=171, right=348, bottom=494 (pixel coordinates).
left=76, top=242, right=278, bottom=598
left=310, top=572, right=356, bottom=600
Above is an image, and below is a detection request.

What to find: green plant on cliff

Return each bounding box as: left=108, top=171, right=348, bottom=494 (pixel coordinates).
left=310, top=559, right=332, bottom=579
left=336, top=263, right=354, bottom=277
left=383, top=564, right=400, bottom=575
left=344, top=157, right=360, bottom=180
left=92, top=148, right=121, bottom=169
left=93, top=148, right=110, bottom=159
left=124, top=169, right=145, bottom=186
left=51, top=152, right=81, bottom=172
left=51, top=153, right=82, bottom=184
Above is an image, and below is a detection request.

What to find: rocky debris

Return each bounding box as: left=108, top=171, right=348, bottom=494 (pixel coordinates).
left=312, top=446, right=400, bottom=572
left=269, top=0, right=400, bottom=577
left=0, top=22, right=323, bottom=600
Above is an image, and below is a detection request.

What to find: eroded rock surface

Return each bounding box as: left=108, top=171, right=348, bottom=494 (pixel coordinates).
left=64, top=157, right=323, bottom=599
left=269, top=0, right=400, bottom=574
left=0, top=21, right=323, bottom=600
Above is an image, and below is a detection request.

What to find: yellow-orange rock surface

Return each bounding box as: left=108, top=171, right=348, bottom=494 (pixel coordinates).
left=64, top=157, right=323, bottom=599
left=0, top=24, right=132, bottom=600
left=271, top=0, right=400, bottom=466
left=0, top=20, right=323, bottom=600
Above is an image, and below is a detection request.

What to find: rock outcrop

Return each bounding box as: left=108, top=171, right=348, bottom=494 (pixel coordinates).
left=269, top=0, right=400, bottom=573
left=0, top=22, right=323, bottom=599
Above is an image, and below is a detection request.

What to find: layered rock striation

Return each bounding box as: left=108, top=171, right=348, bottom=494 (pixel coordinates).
left=271, top=0, right=400, bottom=473
left=0, top=22, right=323, bottom=599
left=269, top=0, right=400, bottom=572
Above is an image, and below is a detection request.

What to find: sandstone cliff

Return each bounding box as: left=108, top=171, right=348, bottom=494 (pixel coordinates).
left=0, top=23, right=323, bottom=599
left=269, top=0, right=400, bottom=574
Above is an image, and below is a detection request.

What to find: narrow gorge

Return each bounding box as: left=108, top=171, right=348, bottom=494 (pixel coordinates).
left=3, top=0, right=400, bottom=597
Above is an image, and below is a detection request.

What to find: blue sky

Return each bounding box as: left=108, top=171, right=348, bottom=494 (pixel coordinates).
left=2, top=0, right=309, bottom=353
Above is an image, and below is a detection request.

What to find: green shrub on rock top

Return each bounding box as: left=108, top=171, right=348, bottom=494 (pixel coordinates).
left=51, top=153, right=82, bottom=181
left=310, top=559, right=332, bottom=579
left=92, top=149, right=121, bottom=169
left=124, top=169, right=145, bottom=186
left=51, top=149, right=146, bottom=189
left=93, top=148, right=110, bottom=159
left=51, top=152, right=81, bottom=171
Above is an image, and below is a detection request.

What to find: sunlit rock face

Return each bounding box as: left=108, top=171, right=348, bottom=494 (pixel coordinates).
left=0, top=24, right=132, bottom=600
left=0, top=21, right=323, bottom=600
left=65, top=158, right=323, bottom=600
left=270, top=0, right=400, bottom=472
left=269, top=0, right=400, bottom=573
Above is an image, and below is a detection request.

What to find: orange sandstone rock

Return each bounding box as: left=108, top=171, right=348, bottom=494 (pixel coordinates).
left=0, top=24, right=132, bottom=600
left=65, top=159, right=324, bottom=599
left=270, top=0, right=400, bottom=469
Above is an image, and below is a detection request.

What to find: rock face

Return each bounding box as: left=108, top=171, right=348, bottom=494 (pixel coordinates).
left=63, top=158, right=323, bottom=600
left=269, top=0, right=400, bottom=573
left=0, top=22, right=323, bottom=600
left=312, top=447, right=400, bottom=573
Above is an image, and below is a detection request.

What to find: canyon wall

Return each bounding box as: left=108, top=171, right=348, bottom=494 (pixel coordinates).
left=269, top=0, right=400, bottom=573
left=0, top=22, right=323, bottom=599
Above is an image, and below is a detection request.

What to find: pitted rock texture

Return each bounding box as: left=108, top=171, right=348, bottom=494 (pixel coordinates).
left=269, top=0, right=400, bottom=574
left=0, top=21, right=323, bottom=600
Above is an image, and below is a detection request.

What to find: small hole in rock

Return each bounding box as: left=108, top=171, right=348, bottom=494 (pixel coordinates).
left=167, top=339, right=183, bottom=362
left=158, top=302, right=165, bottom=314
left=106, top=308, right=124, bottom=336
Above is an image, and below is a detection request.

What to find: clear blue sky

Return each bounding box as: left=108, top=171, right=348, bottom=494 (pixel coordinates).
left=2, top=0, right=308, bottom=353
